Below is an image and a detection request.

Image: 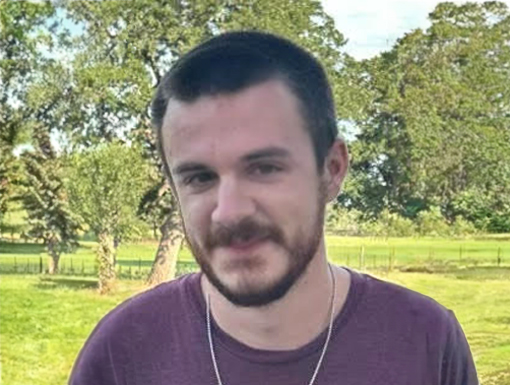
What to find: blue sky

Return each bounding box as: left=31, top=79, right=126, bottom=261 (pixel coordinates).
left=322, top=0, right=510, bottom=59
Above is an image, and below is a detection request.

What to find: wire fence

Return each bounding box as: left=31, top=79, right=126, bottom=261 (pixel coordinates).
left=0, top=256, right=199, bottom=279
left=0, top=246, right=507, bottom=279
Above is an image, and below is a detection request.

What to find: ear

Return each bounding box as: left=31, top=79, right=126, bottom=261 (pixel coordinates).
left=322, top=139, right=349, bottom=202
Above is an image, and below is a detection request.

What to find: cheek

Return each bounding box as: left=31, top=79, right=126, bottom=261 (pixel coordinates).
left=179, top=196, right=213, bottom=238
left=264, top=183, right=321, bottom=228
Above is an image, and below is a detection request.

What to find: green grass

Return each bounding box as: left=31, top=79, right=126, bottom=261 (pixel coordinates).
left=0, top=275, right=145, bottom=385
left=1, top=235, right=509, bottom=275
left=1, top=270, right=509, bottom=385
left=327, top=236, right=510, bottom=266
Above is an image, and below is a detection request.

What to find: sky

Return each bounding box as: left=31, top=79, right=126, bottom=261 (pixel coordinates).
left=321, top=0, right=510, bottom=59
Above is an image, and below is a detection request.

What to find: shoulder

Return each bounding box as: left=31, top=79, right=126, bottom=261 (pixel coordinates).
left=69, top=273, right=201, bottom=384
left=350, top=270, right=456, bottom=337
left=95, top=272, right=200, bottom=333
left=346, top=270, right=478, bottom=383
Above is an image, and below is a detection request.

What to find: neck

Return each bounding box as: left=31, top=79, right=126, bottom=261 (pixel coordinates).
left=201, top=240, right=351, bottom=350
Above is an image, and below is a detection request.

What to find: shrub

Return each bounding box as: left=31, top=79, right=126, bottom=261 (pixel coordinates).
left=450, top=216, right=478, bottom=237
left=416, top=206, right=450, bottom=237
left=325, top=205, right=363, bottom=235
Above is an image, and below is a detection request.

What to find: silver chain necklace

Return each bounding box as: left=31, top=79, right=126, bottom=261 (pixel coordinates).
left=206, top=264, right=337, bottom=385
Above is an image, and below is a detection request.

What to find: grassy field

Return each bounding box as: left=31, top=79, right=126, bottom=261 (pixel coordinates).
left=1, top=237, right=510, bottom=384
left=1, top=269, right=509, bottom=385
left=1, top=235, right=509, bottom=276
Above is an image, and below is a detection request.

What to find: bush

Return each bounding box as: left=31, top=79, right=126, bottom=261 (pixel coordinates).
left=359, top=209, right=416, bottom=237
left=325, top=205, right=363, bottom=235
left=450, top=216, right=478, bottom=237
left=326, top=206, right=482, bottom=238
left=416, top=206, right=450, bottom=237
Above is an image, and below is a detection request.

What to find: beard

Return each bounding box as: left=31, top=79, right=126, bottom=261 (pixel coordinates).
left=183, top=184, right=327, bottom=308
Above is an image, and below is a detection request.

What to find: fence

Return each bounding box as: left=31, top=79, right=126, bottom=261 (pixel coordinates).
left=0, top=256, right=199, bottom=279
left=334, top=245, right=506, bottom=272
left=0, top=246, right=507, bottom=279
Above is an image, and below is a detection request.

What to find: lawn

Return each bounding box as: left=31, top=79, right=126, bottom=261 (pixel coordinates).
left=1, top=235, right=509, bottom=277
left=1, top=268, right=510, bottom=385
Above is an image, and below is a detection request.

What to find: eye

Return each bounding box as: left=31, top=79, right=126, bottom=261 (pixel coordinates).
left=184, top=172, right=217, bottom=188
left=250, top=163, right=283, bottom=176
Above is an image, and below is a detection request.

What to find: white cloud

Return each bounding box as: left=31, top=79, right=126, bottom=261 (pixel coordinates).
left=321, top=0, right=510, bottom=59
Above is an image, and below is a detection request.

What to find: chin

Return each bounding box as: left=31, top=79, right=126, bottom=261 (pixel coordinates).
left=208, top=261, right=297, bottom=307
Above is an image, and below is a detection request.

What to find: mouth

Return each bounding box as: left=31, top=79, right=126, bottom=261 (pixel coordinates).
left=222, top=237, right=268, bottom=253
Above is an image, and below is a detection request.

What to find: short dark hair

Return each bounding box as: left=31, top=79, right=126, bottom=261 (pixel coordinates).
left=151, top=30, right=338, bottom=174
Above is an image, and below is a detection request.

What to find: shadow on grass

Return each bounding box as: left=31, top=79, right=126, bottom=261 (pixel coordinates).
left=398, top=264, right=510, bottom=280
left=483, top=367, right=510, bottom=385
left=76, top=242, right=95, bottom=249
left=452, top=266, right=510, bottom=280
left=483, top=316, right=510, bottom=325
left=34, top=276, right=98, bottom=290
left=0, top=241, right=45, bottom=255
left=117, top=259, right=154, bottom=267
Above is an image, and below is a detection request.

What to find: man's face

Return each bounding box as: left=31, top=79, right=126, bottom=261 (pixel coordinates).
left=162, top=80, right=329, bottom=307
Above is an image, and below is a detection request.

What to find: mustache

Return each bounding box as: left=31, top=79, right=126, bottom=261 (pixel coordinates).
left=205, top=218, right=284, bottom=249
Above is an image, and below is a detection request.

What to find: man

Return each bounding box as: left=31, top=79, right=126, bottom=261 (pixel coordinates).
left=69, top=31, right=478, bottom=385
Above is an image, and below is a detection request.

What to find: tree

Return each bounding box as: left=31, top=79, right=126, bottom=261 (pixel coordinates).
left=21, top=127, right=81, bottom=273
left=0, top=0, right=55, bottom=226
left=66, top=142, right=149, bottom=293
left=344, top=1, right=510, bottom=231
left=58, top=0, right=362, bottom=284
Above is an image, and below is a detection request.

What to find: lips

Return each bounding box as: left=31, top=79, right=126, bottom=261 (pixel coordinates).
left=223, top=237, right=267, bottom=252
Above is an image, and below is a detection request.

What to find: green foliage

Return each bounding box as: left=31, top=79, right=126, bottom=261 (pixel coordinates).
left=452, top=188, right=510, bottom=233
left=450, top=216, right=478, bottom=237
left=326, top=205, right=480, bottom=238
left=0, top=0, right=55, bottom=224
left=66, top=142, right=150, bottom=239
left=415, top=206, right=451, bottom=237
left=344, top=1, right=510, bottom=231
left=66, top=142, right=150, bottom=291
left=20, top=129, right=81, bottom=263
left=375, top=209, right=417, bottom=237
left=325, top=205, right=364, bottom=235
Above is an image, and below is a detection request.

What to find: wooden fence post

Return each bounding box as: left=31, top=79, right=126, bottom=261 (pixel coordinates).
left=497, top=247, right=502, bottom=266
left=359, top=246, right=365, bottom=270
left=39, top=256, right=43, bottom=274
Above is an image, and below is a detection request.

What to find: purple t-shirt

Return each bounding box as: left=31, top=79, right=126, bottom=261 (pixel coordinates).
left=69, top=269, right=478, bottom=385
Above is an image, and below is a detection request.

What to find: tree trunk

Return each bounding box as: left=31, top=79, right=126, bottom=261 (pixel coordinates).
left=47, top=255, right=60, bottom=274
left=146, top=212, right=184, bottom=287
left=47, top=239, right=59, bottom=274
left=112, top=236, right=120, bottom=266
left=97, top=231, right=116, bottom=294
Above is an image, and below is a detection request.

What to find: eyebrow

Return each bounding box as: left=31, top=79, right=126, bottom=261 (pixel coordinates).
left=172, top=163, right=210, bottom=176
left=241, top=147, right=291, bottom=162
left=172, top=146, right=292, bottom=176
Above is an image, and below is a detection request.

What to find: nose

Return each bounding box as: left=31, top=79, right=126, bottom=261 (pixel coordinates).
left=211, top=177, right=256, bottom=225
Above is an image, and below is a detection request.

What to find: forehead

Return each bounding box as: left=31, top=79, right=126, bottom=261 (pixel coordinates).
left=162, top=80, right=313, bottom=168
